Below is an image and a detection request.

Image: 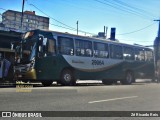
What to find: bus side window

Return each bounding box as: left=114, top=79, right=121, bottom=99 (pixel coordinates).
left=135, top=49, right=145, bottom=61
left=145, top=50, right=153, bottom=62
left=123, top=46, right=134, bottom=60
left=110, top=44, right=123, bottom=59
left=46, top=39, right=56, bottom=56
left=58, top=37, right=74, bottom=55
left=75, top=39, right=92, bottom=57
left=94, top=42, right=108, bottom=58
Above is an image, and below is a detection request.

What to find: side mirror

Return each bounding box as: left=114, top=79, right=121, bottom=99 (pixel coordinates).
left=38, top=36, right=43, bottom=47
left=38, top=36, right=48, bottom=57
left=37, top=36, right=44, bottom=58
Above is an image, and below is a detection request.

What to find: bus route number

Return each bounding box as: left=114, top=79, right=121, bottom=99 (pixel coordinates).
left=92, top=60, right=104, bottom=65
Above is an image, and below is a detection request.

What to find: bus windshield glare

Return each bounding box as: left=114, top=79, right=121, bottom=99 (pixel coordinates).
left=15, top=31, right=36, bottom=63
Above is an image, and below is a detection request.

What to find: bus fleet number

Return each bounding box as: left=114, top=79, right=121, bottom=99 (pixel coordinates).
left=92, top=60, right=104, bottom=65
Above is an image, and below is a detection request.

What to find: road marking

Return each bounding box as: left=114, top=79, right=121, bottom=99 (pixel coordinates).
left=88, top=96, right=138, bottom=104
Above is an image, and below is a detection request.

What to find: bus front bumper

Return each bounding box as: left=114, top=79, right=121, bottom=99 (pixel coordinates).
left=15, top=68, right=37, bottom=80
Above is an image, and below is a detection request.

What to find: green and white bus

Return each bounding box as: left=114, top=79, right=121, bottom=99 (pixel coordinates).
left=14, top=29, right=154, bottom=86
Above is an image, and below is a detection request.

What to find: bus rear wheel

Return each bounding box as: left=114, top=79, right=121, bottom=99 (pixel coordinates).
left=41, top=80, right=53, bottom=86
left=60, top=69, right=76, bottom=86
left=121, top=71, right=134, bottom=85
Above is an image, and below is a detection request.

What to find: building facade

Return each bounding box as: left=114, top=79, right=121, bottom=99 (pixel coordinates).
left=1, top=10, right=49, bottom=32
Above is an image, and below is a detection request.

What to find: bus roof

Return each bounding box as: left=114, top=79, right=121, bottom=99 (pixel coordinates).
left=30, top=29, right=152, bottom=50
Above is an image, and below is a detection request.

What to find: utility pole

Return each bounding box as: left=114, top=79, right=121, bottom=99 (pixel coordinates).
left=154, top=19, right=160, bottom=82
left=76, top=21, right=78, bottom=35
left=20, top=0, right=25, bottom=59
left=154, top=19, right=160, bottom=37
left=21, top=0, right=25, bottom=32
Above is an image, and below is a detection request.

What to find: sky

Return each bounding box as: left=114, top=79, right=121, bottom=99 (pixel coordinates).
left=0, top=0, right=160, bottom=46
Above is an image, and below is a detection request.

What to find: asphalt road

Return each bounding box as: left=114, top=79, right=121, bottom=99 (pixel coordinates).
left=0, top=80, right=160, bottom=120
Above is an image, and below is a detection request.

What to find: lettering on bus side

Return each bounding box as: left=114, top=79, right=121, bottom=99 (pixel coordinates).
left=92, top=60, right=104, bottom=65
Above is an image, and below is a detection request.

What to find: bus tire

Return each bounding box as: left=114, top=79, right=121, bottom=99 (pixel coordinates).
left=60, top=69, right=76, bottom=86
left=41, top=80, right=53, bottom=86
left=121, top=71, right=134, bottom=85
left=102, top=79, right=113, bottom=85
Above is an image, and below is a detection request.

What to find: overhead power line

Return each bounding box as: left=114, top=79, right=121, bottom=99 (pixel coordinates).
left=116, top=23, right=155, bottom=35
left=94, top=0, right=138, bottom=15
left=49, top=23, right=78, bottom=31
left=29, top=4, right=76, bottom=31
left=94, top=0, right=153, bottom=21
left=29, top=3, right=96, bottom=35
left=112, top=0, right=156, bottom=18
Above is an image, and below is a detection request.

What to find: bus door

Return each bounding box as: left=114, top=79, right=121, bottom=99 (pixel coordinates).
left=36, top=36, right=57, bottom=80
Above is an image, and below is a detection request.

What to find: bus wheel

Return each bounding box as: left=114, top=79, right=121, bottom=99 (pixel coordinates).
left=102, top=79, right=113, bottom=85
left=60, top=69, right=76, bottom=86
left=121, top=71, right=134, bottom=85
left=41, top=80, right=53, bottom=86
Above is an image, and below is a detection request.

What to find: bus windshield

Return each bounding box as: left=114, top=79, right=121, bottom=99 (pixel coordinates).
left=15, top=31, right=36, bottom=64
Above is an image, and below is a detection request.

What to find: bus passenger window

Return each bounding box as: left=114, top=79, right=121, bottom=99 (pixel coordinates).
left=110, top=44, right=123, bottom=59
left=135, top=49, right=145, bottom=61
left=47, top=39, right=56, bottom=56
left=81, top=49, right=85, bottom=55
left=94, top=42, right=108, bottom=58
left=58, top=37, right=74, bottom=55
left=86, top=49, right=92, bottom=56
left=123, top=46, right=134, bottom=60
left=75, top=39, right=92, bottom=57
left=145, top=50, right=153, bottom=62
